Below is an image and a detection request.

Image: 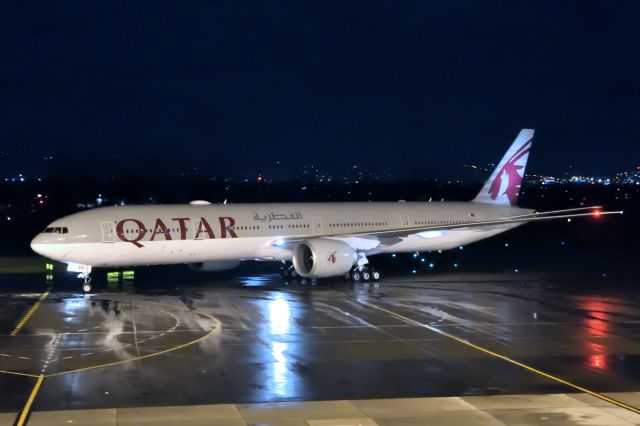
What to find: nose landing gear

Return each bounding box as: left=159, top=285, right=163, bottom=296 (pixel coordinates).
left=67, top=263, right=93, bottom=293
left=79, top=273, right=92, bottom=293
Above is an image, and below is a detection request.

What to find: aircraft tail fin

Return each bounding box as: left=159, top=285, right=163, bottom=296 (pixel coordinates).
left=473, top=129, right=534, bottom=206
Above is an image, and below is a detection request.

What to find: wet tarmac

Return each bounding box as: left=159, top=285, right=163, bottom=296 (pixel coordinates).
left=1, top=264, right=640, bottom=420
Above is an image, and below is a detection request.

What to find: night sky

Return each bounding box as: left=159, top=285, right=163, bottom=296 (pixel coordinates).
left=1, top=1, right=639, bottom=179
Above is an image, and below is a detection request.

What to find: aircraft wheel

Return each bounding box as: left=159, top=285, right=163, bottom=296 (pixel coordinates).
left=82, top=283, right=92, bottom=293
left=290, top=269, right=298, bottom=278
left=343, top=272, right=351, bottom=281
left=281, top=268, right=289, bottom=278
left=351, top=271, right=361, bottom=282
left=362, top=271, right=371, bottom=281
left=372, top=270, right=381, bottom=281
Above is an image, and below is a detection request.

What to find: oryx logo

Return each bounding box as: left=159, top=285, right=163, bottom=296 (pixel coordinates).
left=328, top=251, right=338, bottom=264
left=488, top=139, right=532, bottom=206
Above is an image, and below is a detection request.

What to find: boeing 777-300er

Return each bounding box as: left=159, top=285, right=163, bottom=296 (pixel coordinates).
left=31, top=129, right=621, bottom=292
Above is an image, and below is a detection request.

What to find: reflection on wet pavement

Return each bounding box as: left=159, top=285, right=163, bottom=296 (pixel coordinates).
left=0, top=269, right=640, bottom=413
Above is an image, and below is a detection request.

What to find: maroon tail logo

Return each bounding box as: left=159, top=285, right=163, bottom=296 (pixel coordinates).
left=328, top=251, right=337, bottom=264
left=488, top=140, right=532, bottom=205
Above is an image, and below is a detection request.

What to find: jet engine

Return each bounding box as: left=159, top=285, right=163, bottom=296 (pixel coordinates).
left=292, top=239, right=357, bottom=278
left=188, top=260, right=240, bottom=272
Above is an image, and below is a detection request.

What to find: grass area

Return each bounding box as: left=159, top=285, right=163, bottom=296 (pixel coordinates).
left=0, top=257, right=52, bottom=274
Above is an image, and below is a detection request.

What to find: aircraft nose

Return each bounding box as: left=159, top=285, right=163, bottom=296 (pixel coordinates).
left=30, top=234, right=47, bottom=257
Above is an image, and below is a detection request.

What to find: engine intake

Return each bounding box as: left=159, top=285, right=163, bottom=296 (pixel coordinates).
left=292, top=239, right=356, bottom=278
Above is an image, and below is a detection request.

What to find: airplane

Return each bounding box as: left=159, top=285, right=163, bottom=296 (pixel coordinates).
left=31, top=129, right=622, bottom=292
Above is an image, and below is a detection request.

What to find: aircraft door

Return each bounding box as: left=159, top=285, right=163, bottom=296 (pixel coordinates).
left=400, top=215, right=409, bottom=227
left=100, top=222, right=116, bottom=243
left=312, top=217, right=322, bottom=235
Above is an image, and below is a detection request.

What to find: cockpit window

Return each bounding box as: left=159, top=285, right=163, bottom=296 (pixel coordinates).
left=43, top=227, right=69, bottom=234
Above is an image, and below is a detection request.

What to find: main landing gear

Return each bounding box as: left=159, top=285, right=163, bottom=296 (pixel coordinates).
left=344, top=266, right=381, bottom=282
left=280, top=264, right=317, bottom=286
left=344, top=253, right=381, bottom=282
left=280, top=264, right=298, bottom=279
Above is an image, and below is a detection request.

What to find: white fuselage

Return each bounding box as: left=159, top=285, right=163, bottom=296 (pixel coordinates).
left=30, top=201, right=531, bottom=268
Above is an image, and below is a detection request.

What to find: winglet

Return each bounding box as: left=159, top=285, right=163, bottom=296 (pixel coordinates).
left=473, top=129, right=534, bottom=206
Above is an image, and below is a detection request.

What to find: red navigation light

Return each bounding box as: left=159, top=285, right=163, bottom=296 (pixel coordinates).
left=257, top=175, right=264, bottom=183
left=593, top=210, right=601, bottom=217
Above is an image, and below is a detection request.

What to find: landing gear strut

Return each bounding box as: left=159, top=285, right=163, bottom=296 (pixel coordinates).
left=280, top=263, right=298, bottom=279
left=344, top=266, right=381, bottom=282
left=344, top=254, right=381, bottom=282
left=68, top=263, right=93, bottom=293
left=79, top=273, right=92, bottom=293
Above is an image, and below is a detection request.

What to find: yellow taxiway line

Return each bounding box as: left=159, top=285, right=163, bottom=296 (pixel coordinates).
left=361, top=300, right=640, bottom=415
left=10, top=289, right=50, bottom=336
left=16, top=374, right=44, bottom=426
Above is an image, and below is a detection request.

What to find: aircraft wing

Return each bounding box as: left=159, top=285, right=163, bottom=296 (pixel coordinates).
left=275, top=207, right=623, bottom=246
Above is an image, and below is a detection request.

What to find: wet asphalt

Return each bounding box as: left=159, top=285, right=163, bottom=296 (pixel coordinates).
left=0, top=262, right=639, bottom=416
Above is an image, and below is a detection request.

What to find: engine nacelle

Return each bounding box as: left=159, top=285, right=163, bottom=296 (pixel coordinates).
left=188, top=260, right=240, bottom=272
left=292, top=239, right=357, bottom=278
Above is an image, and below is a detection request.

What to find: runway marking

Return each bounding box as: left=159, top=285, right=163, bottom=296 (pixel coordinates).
left=41, top=334, right=62, bottom=374
left=44, top=300, right=219, bottom=378
left=0, top=369, right=39, bottom=378
left=0, top=299, right=219, bottom=379
left=10, top=289, right=50, bottom=336
left=359, top=300, right=640, bottom=416
left=15, top=374, right=44, bottom=426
